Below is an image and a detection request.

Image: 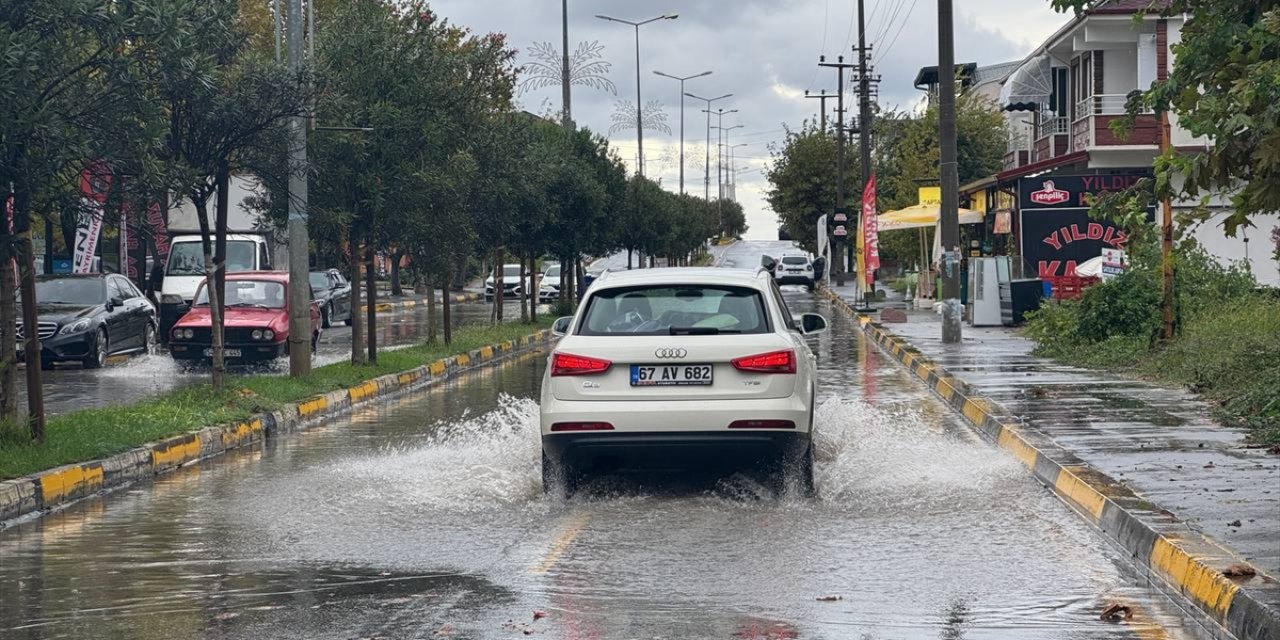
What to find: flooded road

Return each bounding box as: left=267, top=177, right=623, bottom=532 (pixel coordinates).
left=25, top=300, right=519, bottom=417
left=0, top=243, right=1200, bottom=639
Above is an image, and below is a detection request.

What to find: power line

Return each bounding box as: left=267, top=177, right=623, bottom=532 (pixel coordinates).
left=874, top=0, right=920, bottom=64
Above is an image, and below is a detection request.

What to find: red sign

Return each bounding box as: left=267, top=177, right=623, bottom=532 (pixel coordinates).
left=1028, top=180, right=1070, bottom=206
left=862, top=174, right=879, bottom=276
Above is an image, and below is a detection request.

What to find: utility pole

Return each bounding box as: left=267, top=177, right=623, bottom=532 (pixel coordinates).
left=287, top=0, right=311, bottom=375
left=1159, top=109, right=1175, bottom=342
left=819, top=55, right=856, bottom=284
left=687, top=92, right=733, bottom=202
left=596, top=13, right=678, bottom=176
left=937, top=0, right=962, bottom=344
left=562, top=0, right=572, bottom=127
left=856, top=0, right=877, bottom=303
left=705, top=109, right=738, bottom=231
left=719, top=125, right=744, bottom=199
left=804, top=89, right=836, bottom=134
left=655, top=70, right=713, bottom=194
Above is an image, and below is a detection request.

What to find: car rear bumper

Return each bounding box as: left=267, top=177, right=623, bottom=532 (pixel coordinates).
left=775, top=274, right=814, bottom=285
left=542, top=430, right=810, bottom=472
left=540, top=394, right=811, bottom=469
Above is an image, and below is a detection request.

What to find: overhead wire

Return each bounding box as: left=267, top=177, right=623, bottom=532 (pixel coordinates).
left=873, top=0, right=920, bottom=65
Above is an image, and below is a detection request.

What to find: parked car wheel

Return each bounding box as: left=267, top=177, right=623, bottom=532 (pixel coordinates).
left=541, top=451, right=577, bottom=498
left=344, top=314, right=353, bottom=327
left=143, top=323, right=158, bottom=355
left=83, top=328, right=107, bottom=369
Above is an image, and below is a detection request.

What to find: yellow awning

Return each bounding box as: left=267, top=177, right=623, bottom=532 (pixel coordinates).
left=877, top=204, right=984, bottom=231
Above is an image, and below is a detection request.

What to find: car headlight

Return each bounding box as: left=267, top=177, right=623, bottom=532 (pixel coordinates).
left=262, top=329, right=275, bottom=340
left=172, top=328, right=194, bottom=340
left=62, top=318, right=93, bottom=335
left=251, top=329, right=263, bottom=340
left=161, top=294, right=185, bottom=305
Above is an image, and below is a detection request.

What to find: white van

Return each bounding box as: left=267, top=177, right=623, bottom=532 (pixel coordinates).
left=159, top=233, right=273, bottom=333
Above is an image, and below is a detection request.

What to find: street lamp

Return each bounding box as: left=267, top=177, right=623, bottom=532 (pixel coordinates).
left=728, top=142, right=749, bottom=201
left=687, top=93, right=733, bottom=200
left=596, top=13, right=678, bottom=177
left=704, top=109, right=739, bottom=234
left=655, top=70, right=716, bottom=193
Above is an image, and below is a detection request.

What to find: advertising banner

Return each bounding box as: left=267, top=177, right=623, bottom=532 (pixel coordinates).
left=74, top=163, right=112, bottom=273
left=1018, top=173, right=1151, bottom=278
left=862, top=174, right=880, bottom=277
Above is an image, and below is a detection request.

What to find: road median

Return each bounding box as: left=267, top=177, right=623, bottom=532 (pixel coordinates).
left=0, top=321, right=552, bottom=528
left=820, top=287, right=1280, bottom=640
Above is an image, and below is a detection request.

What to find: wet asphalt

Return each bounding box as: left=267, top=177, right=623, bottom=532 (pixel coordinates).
left=0, top=242, right=1205, bottom=639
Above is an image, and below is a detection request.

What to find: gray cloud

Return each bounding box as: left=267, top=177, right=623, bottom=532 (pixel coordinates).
left=429, top=0, right=1063, bottom=239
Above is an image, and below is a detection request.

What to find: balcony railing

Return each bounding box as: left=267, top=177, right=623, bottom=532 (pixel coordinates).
left=1074, top=94, right=1151, bottom=120
left=1037, top=116, right=1069, bottom=139
left=1006, top=131, right=1030, bottom=154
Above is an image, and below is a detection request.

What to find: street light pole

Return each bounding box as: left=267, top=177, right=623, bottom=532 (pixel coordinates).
left=686, top=92, right=733, bottom=202
left=561, top=0, right=572, bottom=127
left=596, top=13, right=678, bottom=177
left=729, top=142, right=749, bottom=201
left=287, top=0, right=311, bottom=377
left=655, top=70, right=713, bottom=194
left=705, top=109, right=739, bottom=232
left=718, top=124, right=744, bottom=200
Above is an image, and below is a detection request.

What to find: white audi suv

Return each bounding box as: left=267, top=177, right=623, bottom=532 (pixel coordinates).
left=539, top=267, right=827, bottom=495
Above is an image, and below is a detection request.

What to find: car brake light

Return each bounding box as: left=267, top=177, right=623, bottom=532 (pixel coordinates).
left=551, top=352, right=612, bottom=376
left=731, top=349, right=796, bottom=374
left=550, top=422, right=615, bottom=432
left=728, top=419, right=796, bottom=429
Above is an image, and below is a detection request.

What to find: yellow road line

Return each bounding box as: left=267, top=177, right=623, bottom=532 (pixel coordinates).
left=531, top=513, right=590, bottom=575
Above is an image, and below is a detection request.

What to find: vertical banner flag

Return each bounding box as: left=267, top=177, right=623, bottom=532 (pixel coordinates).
left=146, top=202, right=171, bottom=263
left=862, top=174, right=880, bottom=284
left=74, top=163, right=112, bottom=273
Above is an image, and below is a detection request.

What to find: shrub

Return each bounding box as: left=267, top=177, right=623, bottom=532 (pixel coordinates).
left=1074, top=268, right=1162, bottom=344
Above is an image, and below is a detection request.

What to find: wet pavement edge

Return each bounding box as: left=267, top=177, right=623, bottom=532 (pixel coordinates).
left=0, top=329, right=554, bottom=530
left=818, top=286, right=1280, bottom=640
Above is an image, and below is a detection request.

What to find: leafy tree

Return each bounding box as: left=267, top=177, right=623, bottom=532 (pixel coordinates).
left=1050, top=0, right=1280, bottom=234
left=765, top=123, right=843, bottom=254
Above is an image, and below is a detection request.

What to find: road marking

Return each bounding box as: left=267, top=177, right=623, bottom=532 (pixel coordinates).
left=1150, top=537, right=1238, bottom=618
left=531, top=512, right=590, bottom=575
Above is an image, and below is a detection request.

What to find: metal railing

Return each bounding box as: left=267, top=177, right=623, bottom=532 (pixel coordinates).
left=1037, top=115, right=1069, bottom=139
left=1074, top=94, right=1151, bottom=120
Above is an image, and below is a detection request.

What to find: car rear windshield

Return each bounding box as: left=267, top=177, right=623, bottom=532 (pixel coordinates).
left=781, top=256, right=808, bottom=265
left=579, top=285, right=770, bottom=336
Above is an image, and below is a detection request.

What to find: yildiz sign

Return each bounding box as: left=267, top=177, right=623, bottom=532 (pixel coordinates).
left=1017, top=173, right=1153, bottom=278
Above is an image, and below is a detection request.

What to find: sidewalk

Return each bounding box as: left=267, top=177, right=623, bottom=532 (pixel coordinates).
left=826, top=286, right=1280, bottom=635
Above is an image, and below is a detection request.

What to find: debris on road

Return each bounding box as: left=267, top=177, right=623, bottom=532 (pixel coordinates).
left=815, top=595, right=843, bottom=602
left=1100, top=603, right=1132, bottom=621
left=1224, top=563, right=1257, bottom=578
left=533, top=610, right=548, bottom=621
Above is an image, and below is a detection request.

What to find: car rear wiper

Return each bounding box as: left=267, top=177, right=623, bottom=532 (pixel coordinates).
left=227, top=302, right=271, bottom=309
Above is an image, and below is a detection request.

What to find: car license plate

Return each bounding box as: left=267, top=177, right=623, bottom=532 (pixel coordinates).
left=630, top=364, right=713, bottom=386
left=204, top=348, right=242, bottom=358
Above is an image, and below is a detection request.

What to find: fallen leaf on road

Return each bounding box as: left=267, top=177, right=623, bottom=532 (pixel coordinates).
left=1100, top=603, right=1132, bottom=621
left=815, top=595, right=843, bottom=602
left=433, top=624, right=455, bottom=636
left=1228, top=519, right=1242, bottom=527
left=533, top=610, right=548, bottom=621
left=1223, top=564, right=1257, bottom=578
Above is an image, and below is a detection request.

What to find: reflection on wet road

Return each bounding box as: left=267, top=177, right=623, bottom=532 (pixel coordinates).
left=0, top=243, right=1197, bottom=639
left=24, top=300, right=518, bottom=416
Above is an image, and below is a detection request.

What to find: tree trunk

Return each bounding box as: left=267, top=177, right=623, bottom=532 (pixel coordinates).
left=390, top=249, right=403, bottom=297
left=12, top=187, right=45, bottom=438
left=492, top=247, right=505, bottom=324
left=559, top=254, right=569, bottom=302
left=518, top=257, right=528, bottom=323
left=365, top=244, right=377, bottom=364
left=212, top=167, right=231, bottom=391
left=576, top=257, right=585, bottom=302
left=627, top=248, right=633, bottom=270
left=1, top=226, right=17, bottom=424
left=349, top=242, right=365, bottom=365
left=527, top=253, right=538, bottom=323
left=425, top=272, right=437, bottom=344
left=442, top=266, right=453, bottom=345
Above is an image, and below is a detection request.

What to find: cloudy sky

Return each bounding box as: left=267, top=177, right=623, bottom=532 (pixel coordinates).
left=430, top=0, right=1070, bottom=239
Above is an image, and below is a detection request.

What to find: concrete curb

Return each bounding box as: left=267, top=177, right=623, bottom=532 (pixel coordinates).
left=819, top=287, right=1280, bottom=640
left=358, top=291, right=482, bottom=314
left=0, top=329, right=553, bottom=529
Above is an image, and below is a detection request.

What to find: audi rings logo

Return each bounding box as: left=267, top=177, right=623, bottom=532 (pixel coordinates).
left=654, top=347, right=688, bottom=359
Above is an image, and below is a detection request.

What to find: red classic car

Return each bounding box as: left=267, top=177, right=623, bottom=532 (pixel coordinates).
left=169, top=271, right=321, bottom=363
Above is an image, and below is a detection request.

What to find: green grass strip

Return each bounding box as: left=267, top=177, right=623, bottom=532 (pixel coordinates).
left=0, top=320, right=551, bottom=480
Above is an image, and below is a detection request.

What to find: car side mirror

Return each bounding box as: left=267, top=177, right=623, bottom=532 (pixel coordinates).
left=552, top=316, right=573, bottom=337
left=799, top=313, right=828, bottom=335
left=761, top=255, right=776, bottom=271
left=107, top=295, right=124, bottom=310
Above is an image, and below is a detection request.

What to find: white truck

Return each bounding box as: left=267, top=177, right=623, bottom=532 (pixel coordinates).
left=158, top=176, right=284, bottom=334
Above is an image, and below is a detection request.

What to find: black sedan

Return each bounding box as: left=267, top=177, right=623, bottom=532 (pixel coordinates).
left=18, top=274, right=158, bottom=369
left=309, top=269, right=352, bottom=328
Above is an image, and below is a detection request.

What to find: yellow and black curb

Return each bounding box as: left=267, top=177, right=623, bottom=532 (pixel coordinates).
left=357, top=291, right=482, bottom=314
left=820, top=288, right=1280, bottom=640
left=0, top=329, right=553, bottom=528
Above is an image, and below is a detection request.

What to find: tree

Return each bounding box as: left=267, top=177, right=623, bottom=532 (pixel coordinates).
left=1050, top=0, right=1280, bottom=234
left=0, top=0, right=188, bottom=436
left=765, top=122, right=843, bottom=254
